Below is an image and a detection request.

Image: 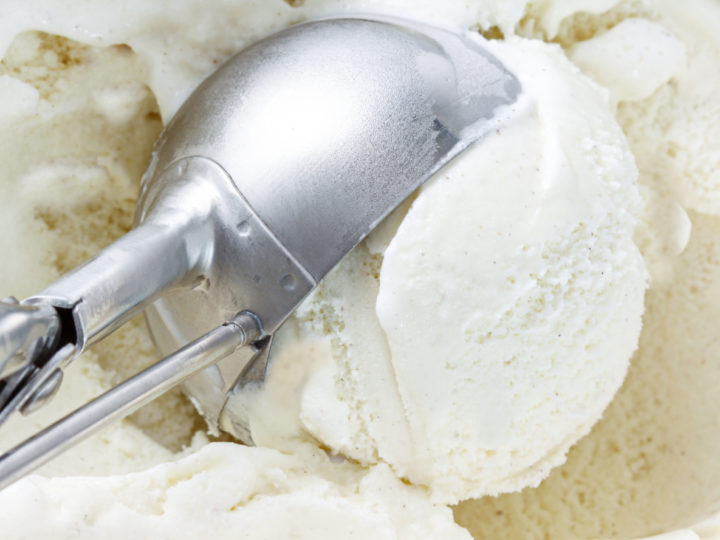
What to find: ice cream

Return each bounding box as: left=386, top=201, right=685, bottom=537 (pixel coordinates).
left=0, top=0, right=718, bottom=538
left=245, top=33, right=646, bottom=504
left=0, top=444, right=471, bottom=539
left=456, top=1, right=720, bottom=537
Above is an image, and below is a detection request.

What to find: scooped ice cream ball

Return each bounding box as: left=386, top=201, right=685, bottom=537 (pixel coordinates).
left=246, top=35, right=647, bottom=503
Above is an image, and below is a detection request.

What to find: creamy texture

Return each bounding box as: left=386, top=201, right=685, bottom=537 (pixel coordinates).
left=248, top=33, right=646, bottom=503
left=457, top=1, right=720, bottom=538
left=0, top=0, right=718, bottom=539
left=0, top=444, right=470, bottom=540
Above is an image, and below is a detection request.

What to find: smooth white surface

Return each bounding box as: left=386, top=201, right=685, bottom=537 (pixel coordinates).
left=569, top=18, right=686, bottom=102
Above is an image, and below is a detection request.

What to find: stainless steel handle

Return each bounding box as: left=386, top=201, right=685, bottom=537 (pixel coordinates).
left=0, top=162, right=221, bottom=425
left=0, top=311, right=261, bottom=491
left=27, top=168, right=218, bottom=351
left=31, top=219, right=198, bottom=347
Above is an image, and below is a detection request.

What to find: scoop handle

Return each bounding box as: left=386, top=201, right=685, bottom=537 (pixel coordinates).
left=27, top=172, right=218, bottom=351
left=0, top=216, right=196, bottom=422
left=0, top=311, right=260, bottom=491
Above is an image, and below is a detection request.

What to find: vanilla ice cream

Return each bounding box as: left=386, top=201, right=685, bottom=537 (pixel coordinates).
left=0, top=0, right=718, bottom=539
left=246, top=33, right=646, bottom=503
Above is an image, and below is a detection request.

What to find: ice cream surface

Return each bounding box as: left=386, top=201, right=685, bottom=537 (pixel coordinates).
left=248, top=33, right=645, bottom=503
left=0, top=444, right=470, bottom=540
left=0, top=0, right=719, bottom=539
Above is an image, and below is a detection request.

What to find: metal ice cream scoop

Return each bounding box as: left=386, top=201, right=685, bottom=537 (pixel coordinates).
left=0, top=15, right=519, bottom=489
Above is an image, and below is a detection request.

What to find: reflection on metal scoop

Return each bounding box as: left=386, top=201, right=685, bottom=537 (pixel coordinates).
left=0, top=16, right=520, bottom=489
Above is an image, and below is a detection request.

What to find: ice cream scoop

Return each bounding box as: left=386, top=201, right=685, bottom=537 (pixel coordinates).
left=0, top=15, right=519, bottom=489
